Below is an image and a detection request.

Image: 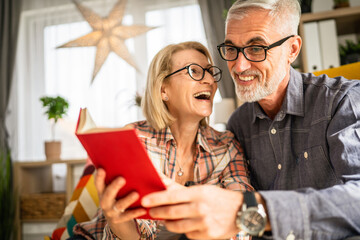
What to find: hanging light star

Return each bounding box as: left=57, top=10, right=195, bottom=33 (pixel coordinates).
left=57, top=0, right=155, bottom=84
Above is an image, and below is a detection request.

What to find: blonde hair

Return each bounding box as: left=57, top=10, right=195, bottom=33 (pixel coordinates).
left=226, top=0, right=301, bottom=36
left=142, top=41, right=214, bottom=131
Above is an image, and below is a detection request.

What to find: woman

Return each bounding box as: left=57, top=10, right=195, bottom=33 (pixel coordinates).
left=72, top=41, right=253, bottom=239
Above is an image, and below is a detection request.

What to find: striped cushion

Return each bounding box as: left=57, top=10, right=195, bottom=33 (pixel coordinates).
left=50, top=164, right=99, bottom=240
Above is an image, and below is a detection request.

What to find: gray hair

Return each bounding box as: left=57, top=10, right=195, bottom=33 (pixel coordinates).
left=226, top=0, right=301, bottom=35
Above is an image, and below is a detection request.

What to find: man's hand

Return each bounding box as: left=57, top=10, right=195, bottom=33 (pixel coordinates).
left=142, top=185, right=243, bottom=239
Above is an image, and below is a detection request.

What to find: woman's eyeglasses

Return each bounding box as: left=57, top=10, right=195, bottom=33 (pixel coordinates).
left=165, top=63, right=222, bottom=82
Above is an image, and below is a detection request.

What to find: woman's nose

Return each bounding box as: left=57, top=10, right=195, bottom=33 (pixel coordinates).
left=201, top=71, right=216, bottom=84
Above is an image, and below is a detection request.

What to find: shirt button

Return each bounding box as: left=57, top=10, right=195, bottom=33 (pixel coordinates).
left=286, top=231, right=295, bottom=240
left=271, top=128, right=277, bottom=134
left=279, top=111, right=285, bottom=118
left=304, top=151, right=308, bottom=159
left=278, top=164, right=282, bottom=170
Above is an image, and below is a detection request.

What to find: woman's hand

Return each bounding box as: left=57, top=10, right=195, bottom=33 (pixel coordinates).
left=95, top=168, right=146, bottom=239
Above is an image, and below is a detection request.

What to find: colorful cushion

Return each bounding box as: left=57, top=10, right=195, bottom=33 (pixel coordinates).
left=48, top=163, right=99, bottom=240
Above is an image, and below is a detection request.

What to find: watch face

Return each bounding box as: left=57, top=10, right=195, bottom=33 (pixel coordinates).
left=240, top=207, right=266, bottom=235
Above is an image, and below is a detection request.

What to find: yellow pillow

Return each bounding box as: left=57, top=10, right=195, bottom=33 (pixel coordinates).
left=313, top=62, right=360, bottom=80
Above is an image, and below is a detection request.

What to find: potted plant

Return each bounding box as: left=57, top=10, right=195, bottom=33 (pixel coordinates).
left=40, top=96, right=69, bottom=160
left=339, top=39, right=360, bottom=65
left=0, top=146, right=17, bottom=240
left=333, top=0, right=350, bottom=9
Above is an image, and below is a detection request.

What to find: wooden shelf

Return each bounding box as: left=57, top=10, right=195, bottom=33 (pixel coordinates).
left=301, top=6, right=360, bottom=22
left=14, top=159, right=87, bottom=240
left=298, top=6, right=360, bottom=72
left=21, top=218, right=59, bottom=223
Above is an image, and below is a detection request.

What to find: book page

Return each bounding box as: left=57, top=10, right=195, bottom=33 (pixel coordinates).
left=76, top=108, right=96, bottom=133
left=76, top=108, right=127, bottom=134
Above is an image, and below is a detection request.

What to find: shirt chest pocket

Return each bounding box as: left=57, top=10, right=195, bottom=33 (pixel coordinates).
left=297, top=145, right=339, bottom=189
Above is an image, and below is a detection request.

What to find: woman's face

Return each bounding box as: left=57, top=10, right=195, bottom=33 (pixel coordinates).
left=162, top=49, right=218, bottom=123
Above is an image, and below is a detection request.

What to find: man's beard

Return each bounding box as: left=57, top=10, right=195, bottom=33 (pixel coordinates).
left=232, top=69, right=284, bottom=103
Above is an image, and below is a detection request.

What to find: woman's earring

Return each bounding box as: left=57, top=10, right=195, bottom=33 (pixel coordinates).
left=163, top=96, right=169, bottom=101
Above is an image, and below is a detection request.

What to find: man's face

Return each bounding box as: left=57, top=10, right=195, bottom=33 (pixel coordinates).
left=225, top=10, right=291, bottom=103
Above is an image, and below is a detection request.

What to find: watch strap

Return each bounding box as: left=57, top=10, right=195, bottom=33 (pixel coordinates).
left=243, top=191, right=257, bottom=208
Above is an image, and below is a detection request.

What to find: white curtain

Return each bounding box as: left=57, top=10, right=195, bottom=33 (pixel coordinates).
left=6, top=0, right=209, bottom=161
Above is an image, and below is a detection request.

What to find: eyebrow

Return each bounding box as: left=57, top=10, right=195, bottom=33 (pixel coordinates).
left=224, top=36, right=267, bottom=46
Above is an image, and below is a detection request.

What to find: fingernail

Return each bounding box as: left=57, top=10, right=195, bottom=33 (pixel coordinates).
left=117, top=178, right=125, bottom=186
left=141, top=198, right=149, bottom=206
left=133, top=192, right=139, bottom=199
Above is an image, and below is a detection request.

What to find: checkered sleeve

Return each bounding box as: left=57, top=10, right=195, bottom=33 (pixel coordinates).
left=101, top=219, right=158, bottom=239
left=220, top=138, right=254, bottom=191
left=74, top=209, right=158, bottom=239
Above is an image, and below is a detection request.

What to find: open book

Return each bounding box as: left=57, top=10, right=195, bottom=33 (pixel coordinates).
left=75, top=108, right=166, bottom=219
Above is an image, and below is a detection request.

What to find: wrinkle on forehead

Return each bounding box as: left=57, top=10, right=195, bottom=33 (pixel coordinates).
left=225, top=10, right=285, bottom=45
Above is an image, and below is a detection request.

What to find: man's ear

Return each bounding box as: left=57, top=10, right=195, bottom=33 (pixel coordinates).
left=288, top=35, right=302, bottom=64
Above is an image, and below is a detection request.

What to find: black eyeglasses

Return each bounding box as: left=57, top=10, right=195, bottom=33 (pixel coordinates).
left=217, top=35, right=294, bottom=62
left=164, top=63, right=222, bottom=82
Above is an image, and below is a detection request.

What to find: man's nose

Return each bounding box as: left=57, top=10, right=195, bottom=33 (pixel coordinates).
left=233, top=52, right=252, bottom=72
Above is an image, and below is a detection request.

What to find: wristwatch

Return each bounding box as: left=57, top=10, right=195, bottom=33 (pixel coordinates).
left=236, top=191, right=267, bottom=237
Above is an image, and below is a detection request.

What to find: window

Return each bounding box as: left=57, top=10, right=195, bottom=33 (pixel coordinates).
left=9, top=0, right=208, bottom=160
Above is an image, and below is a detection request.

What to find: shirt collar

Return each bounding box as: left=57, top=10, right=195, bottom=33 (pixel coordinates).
left=158, top=125, right=212, bottom=153
left=251, top=67, right=304, bottom=122
left=196, top=126, right=212, bottom=153
left=283, top=67, right=304, bottom=117
left=157, top=126, right=174, bottom=145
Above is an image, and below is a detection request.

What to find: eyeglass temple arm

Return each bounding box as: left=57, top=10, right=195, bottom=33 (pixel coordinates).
left=267, top=35, right=295, bottom=49
left=165, top=66, right=187, bottom=79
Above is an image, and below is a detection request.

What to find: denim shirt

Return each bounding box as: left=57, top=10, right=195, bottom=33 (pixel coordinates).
left=228, top=67, right=360, bottom=240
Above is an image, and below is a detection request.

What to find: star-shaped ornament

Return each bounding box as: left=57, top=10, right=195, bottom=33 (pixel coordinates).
left=57, top=0, right=155, bottom=84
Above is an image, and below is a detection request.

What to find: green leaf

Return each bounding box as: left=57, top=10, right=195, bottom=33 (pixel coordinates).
left=0, top=147, right=17, bottom=239
left=39, top=95, right=69, bottom=138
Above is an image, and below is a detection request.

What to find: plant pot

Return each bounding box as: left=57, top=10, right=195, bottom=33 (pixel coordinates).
left=341, top=53, right=360, bottom=65
left=45, top=141, right=61, bottom=161
left=334, top=2, right=350, bottom=9
left=301, top=0, right=312, bottom=13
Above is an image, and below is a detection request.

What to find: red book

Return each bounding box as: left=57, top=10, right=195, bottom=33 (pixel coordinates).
left=75, top=108, right=166, bottom=219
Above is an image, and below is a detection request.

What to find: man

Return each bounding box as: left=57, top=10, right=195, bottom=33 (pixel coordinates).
left=142, top=0, right=360, bottom=239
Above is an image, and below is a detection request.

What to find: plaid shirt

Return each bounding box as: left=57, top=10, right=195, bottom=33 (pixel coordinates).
left=73, top=121, right=253, bottom=239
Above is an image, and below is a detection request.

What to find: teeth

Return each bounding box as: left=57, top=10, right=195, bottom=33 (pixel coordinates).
left=193, top=91, right=211, bottom=98
left=238, top=76, right=255, bottom=81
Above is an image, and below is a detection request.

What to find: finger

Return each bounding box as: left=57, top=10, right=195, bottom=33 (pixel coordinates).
left=142, top=187, right=194, bottom=207
left=113, top=192, right=140, bottom=214
left=185, top=230, right=210, bottom=240
left=158, top=172, right=167, bottom=180
left=148, top=202, right=199, bottom=220
left=101, top=177, right=126, bottom=210
left=164, top=219, right=234, bottom=239
left=158, top=174, right=184, bottom=190
left=162, top=218, right=206, bottom=235
left=161, top=176, right=174, bottom=187
left=95, top=168, right=106, bottom=196
left=111, top=208, right=147, bottom=224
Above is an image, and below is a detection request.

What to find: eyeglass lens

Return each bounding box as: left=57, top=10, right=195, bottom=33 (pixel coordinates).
left=219, top=46, right=266, bottom=62
left=218, top=35, right=294, bottom=62
left=188, top=64, right=221, bottom=82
